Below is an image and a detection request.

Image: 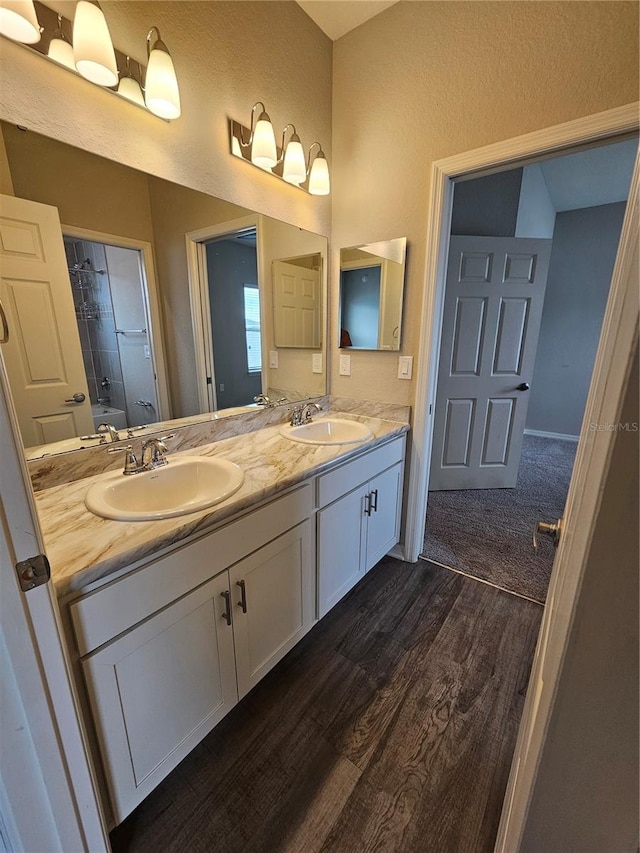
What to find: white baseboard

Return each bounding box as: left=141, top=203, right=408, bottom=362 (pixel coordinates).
left=525, top=428, right=579, bottom=442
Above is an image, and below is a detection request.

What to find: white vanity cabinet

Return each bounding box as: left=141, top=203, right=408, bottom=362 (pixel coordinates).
left=317, top=436, right=405, bottom=618
left=70, top=487, right=314, bottom=823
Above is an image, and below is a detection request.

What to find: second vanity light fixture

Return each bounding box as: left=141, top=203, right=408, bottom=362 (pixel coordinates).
left=229, top=103, right=330, bottom=195
left=0, top=0, right=181, bottom=120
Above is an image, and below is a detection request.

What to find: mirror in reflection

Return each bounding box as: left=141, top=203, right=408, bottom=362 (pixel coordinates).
left=0, top=122, right=328, bottom=455
left=339, top=237, right=407, bottom=351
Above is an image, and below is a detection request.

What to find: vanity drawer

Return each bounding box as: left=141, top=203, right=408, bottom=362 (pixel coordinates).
left=71, top=483, right=312, bottom=656
left=317, top=436, right=405, bottom=508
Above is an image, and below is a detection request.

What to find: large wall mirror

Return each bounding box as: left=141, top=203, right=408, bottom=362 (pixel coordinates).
left=339, top=237, right=407, bottom=351
left=0, top=122, right=327, bottom=457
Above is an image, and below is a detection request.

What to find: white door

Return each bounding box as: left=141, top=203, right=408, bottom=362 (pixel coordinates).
left=318, top=484, right=368, bottom=618
left=0, top=195, right=93, bottom=446
left=430, top=236, right=552, bottom=490
left=365, top=463, right=403, bottom=570
left=272, top=260, right=321, bottom=348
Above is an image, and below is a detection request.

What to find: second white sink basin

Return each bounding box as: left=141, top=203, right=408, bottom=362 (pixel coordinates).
left=85, top=456, right=244, bottom=521
left=281, top=417, right=372, bottom=445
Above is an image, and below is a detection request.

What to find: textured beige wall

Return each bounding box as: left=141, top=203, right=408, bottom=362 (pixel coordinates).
left=0, top=2, right=332, bottom=237
left=331, top=1, right=639, bottom=406
left=2, top=123, right=155, bottom=242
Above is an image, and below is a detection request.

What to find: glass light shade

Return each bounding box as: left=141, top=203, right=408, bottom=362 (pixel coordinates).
left=73, top=1, right=118, bottom=87
left=0, top=0, right=40, bottom=43
left=251, top=115, right=277, bottom=170
left=117, top=76, right=145, bottom=107
left=145, top=46, right=181, bottom=119
left=308, top=154, right=330, bottom=196
left=283, top=137, right=306, bottom=185
left=48, top=37, right=75, bottom=70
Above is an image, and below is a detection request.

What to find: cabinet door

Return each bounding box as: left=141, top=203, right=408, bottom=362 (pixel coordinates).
left=317, top=484, right=368, bottom=618
left=82, top=573, right=237, bottom=824
left=230, top=520, right=315, bottom=699
left=365, top=462, right=403, bottom=571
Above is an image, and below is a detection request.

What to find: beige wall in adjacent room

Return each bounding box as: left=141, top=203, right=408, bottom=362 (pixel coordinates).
left=0, top=1, right=332, bottom=238
left=330, top=1, right=639, bottom=407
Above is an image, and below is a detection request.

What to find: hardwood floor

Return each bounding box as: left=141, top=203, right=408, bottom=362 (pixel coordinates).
left=110, top=557, right=542, bottom=853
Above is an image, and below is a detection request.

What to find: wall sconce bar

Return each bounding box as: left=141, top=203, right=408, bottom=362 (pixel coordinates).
left=1, top=1, right=179, bottom=120
left=229, top=108, right=330, bottom=196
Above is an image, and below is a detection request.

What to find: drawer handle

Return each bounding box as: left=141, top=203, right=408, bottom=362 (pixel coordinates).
left=370, top=489, right=378, bottom=512
left=220, top=590, right=232, bottom=625
left=364, top=493, right=372, bottom=516
left=236, top=579, right=247, bottom=613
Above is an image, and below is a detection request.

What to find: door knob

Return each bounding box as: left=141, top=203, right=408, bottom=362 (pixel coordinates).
left=533, top=518, right=563, bottom=553
left=64, top=392, right=86, bottom=403
left=516, top=382, right=530, bottom=391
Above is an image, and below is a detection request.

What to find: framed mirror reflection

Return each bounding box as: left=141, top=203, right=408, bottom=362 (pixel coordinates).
left=0, top=121, right=328, bottom=457
left=339, top=237, right=407, bottom=351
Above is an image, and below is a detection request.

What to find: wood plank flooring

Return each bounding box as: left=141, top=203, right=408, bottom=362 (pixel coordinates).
left=110, top=557, right=542, bottom=853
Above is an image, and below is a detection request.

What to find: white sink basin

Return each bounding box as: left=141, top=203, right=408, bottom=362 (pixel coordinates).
left=85, top=456, right=244, bottom=521
left=280, top=417, right=372, bottom=446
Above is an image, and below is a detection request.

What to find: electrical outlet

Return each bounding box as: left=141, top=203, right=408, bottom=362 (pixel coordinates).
left=269, top=350, right=279, bottom=369
left=339, top=354, right=351, bottom=376
left=143, top=344, right=150, bottom=359
left=398, top=356, right=413, bottom=379
left=312, top=353, right=323, bottom=374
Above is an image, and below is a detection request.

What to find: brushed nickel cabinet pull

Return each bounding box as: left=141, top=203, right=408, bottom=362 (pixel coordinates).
left=220, top=590, right=232, bottom=625
left=236, top=579, right=247, bottom=613
left=370, top=489, right=378, bottom=512
left=0, top=300, right=9, bottom=344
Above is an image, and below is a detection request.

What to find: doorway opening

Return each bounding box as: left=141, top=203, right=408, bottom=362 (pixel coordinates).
left=63, top=235, right=161, bottom=432
left=421, top=137, right=637, bottom=603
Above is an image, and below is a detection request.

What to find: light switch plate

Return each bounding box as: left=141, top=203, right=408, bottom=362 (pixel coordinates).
left=339, top=354, right=351, bottom=376
left=398, top=355, right=413, bottom=379
left=312, top=353, right=323, bottom=374
left=269, top=350, right=279, bottom=369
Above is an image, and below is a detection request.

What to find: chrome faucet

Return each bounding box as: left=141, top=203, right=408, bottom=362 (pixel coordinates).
left=141, top=437, right=170, bottom=470
left=290, top=402, right=322, bottom=426
left=107, top=434, right=174, bottom=475
left=97, top=422, right=120, bottom=443
left=253, top=394, right=273, bottom=407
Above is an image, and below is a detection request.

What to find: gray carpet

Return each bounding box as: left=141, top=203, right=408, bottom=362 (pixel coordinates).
left=422, top=434, right=577, bottom=603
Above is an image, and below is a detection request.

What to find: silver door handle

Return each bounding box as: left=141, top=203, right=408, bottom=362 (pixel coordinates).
left=64, top=392, right=86, bottom=403
left=0, top=300, right=8, bottom=344
left=533, top=518, right=562, bottom=553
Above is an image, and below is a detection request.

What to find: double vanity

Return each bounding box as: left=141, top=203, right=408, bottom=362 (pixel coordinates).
left=35, top=404, right=409, bottom=827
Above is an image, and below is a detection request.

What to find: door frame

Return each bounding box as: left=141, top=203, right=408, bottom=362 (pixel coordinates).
left=403, top=102, right=639, bottom=847
left=62, top=225, right=171, bottom=423
left=0, top=355, right=109, bottom=851
left=185, top=215, right=261, bottom=413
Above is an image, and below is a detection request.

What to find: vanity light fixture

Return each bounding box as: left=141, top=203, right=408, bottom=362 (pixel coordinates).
left=73, top=0, right=118, bottom=86
left=47, top=14, right=74, bottom=70
left=0, top=1, right=181, bottom=120
left=0, top=0, right=40, bottom=44
left=229, top=104, right=330, bottom=195
left=145, top=27, right=181, bottom=120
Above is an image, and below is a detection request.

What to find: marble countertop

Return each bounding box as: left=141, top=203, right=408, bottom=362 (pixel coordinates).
left=36, top=413, right=409, bottom=598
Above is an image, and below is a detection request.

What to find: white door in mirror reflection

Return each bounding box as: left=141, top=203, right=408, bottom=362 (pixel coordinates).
left=272, top=260, right=321, bottom=348
left=0, top=195, right=93, bottom=446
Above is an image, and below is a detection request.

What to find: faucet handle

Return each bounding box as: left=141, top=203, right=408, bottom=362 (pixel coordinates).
left=107, top=444, right=139, bottom=475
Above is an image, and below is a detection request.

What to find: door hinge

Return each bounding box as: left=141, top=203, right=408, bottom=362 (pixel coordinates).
left=16, top=553, right=51, bottom=592
left=206, top=376, right=212, bottom=385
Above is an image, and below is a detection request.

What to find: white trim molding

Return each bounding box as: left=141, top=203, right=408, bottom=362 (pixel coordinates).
left=524, top=428, right=579, bottom=442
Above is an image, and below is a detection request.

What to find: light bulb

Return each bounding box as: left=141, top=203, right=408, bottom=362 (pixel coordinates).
left=283, top=135, right=306, bottom=185
left=308, top=151, right=330, bottom=196
left=48, top=36, right=75, bottom=70
left=117, top=76, right=145, bottom=107
left=251, top=111, right=277, bottom=170
left=145, top=30, right=180, bottom=119
left=73, top=1, right=118, bottom=87
left=0, top=0, right=40, bottom=43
